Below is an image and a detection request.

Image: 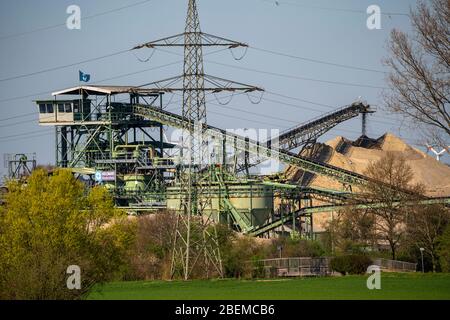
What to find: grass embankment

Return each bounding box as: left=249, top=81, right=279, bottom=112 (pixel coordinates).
left=88, top=273, right=450, bottom=300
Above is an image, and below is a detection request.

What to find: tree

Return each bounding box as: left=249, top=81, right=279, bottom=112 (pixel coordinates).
left=384, top=0, right=449, bottom=148
left=221, top=235, right=265, bottom=279
left=268, top=237, right=325, bottom=258
left=438, top=224, right=450, bottom=272
left=363, top=152, right=424, bottom=260
left=0, top=169, right=133, bottom=299
left=406, top=204, right=450, bottom=272
left=326, top=207, right=377, bottom=255
left=125, top=212, right=177, bottom=280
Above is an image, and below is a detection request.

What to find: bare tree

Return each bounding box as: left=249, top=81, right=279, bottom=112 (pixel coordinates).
left=363, top=152, right=424, bottom=260
left=384, top=0, right=449, bottom=148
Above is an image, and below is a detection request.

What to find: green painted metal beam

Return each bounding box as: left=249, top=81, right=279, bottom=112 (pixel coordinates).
left=249, top=197, right=450, bottom=237
left=235, top=102, right=373, bottom=173
left=215, top=170, right=253, bottom=233
left=133, top=105, right=372, bottom=186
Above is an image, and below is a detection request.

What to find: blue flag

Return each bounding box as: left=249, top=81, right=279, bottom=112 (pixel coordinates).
left=79, top=70, right=91, bottom=82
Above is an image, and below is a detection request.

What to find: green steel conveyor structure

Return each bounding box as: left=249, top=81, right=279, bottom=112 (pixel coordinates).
left=233, top=101, right=374, bottom=174
left=133, top=104, right=373, bottom=186
left=33, top=87, right=450, bottom=238
left=249, top=197, right=450, bottom=237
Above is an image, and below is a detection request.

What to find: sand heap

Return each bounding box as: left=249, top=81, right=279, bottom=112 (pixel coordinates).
left=285, top=133, right=450, bottom=197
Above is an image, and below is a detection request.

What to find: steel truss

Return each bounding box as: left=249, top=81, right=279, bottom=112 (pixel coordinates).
left=233, top=101, right=374, bottom=174
left=131, top=0, right=263, bottom=280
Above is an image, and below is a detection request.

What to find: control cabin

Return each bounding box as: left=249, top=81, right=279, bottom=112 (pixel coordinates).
left=36, top=99, right=91, bottom=124
left=35, top=85, right=162, bottom=125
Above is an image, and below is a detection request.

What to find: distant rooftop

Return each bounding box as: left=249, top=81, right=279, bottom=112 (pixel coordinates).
left=52, top=85, right=162, bottom=96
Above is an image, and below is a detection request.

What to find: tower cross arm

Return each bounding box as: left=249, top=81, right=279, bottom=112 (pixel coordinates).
left=136, top=74, right=264, bottom=93
left=132, top=32, right=248, bottom=50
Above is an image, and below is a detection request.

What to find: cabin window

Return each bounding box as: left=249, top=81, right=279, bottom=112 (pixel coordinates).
left=58, top=103, right=65, bottom=113
left=39, top=104, right=46, bottom=114
left=46, top=104, right=54, bottom=113
left=65, top=103, right=72, bottom=113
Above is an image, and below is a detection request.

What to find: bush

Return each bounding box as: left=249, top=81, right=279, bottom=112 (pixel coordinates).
left=221, top=236, right=266, bottom=279
left=269, top=238, right=325, bottom=258
left=330, top=255, right=372, bottom=275
left=125, top=214, right=233, bottom=280
left=123, top=212, right=177, bottom=281
left=0, top=169, right=133, bottom=299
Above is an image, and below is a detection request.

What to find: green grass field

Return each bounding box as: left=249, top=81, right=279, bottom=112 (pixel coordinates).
left=88, top=273, right=450, bottom=300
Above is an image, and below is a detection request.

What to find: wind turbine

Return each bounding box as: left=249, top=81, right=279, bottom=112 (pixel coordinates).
left=426, top=144, right=450, bottom=161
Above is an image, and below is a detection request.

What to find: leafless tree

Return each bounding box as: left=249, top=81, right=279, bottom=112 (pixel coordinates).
left=363, top=152, right=424, bottom=260
left=384, top=0, right=449, bottom=148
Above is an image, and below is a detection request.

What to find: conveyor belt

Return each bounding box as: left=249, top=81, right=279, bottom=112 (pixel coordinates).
left=276, top=102, right=372, bottom=151
left=133, top=104, right=373, bottom=186
left=234, top=102, right=373, bottom=173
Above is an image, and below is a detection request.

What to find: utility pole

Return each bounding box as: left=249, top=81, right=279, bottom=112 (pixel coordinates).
left=132, top=0, right=262, bottom=280
left=178, top=0, right=217, bottom=281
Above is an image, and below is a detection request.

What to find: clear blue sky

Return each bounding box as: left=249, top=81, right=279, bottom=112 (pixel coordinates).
left=1, top=0, right=440, bottom=179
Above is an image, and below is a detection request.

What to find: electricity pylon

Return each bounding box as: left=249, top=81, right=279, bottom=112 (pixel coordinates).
left=132, top=0, right=262, bottom=280
left=177, top=0, right=220, bottom=281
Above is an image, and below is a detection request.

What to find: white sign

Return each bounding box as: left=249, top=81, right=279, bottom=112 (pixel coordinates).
left=95, top=171, right=116, bottom=182
left=101, top=171, right=116, bottom=182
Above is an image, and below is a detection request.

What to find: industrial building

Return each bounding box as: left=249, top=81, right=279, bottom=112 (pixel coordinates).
left=28, top=0, right=449, bottom=245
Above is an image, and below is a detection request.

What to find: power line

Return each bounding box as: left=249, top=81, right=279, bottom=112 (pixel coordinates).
left=0, top=129, right=53, bottom=140
left=207, top=59, right=387, bottom=90
left=264, top=90, right=333, bottom=108
left=263, top=91, right=400, bottom=123
left=205, top=103, right=420, bottom=147
left=206, top=107, right=421, bottom=147
left=0, top=91, right=55, bottom=104
left=0, top=63, right=399, bottom=140
left=259, top=95, right=398, bottom=126
left=0, top=92, right=417, bottom=147
left=0, top=48, right=231, bottom=104
left=0, top=49, right=131, bottom=83
left=0, top=2, right=160, bottom=82
left=0, top=59, right=184, bottom=104
left=0, top=81, right=397, bottom=132
left=0, top=131, right=54, bottom=143
left=209, top=109, right=281, bottom=127
left=0, top=0, right=154, bottom=41
left=0, top=112, right=36, bottom=122
left=250, top=47, right=387, bottom=74
left=208, top=101, right=298, bottom=125
left=154, top=47, right=388, bottom=90
left=191, top=88, right=401, bottom=131
left=258, top=0, right=410, bottom=17
left=193, top=85, right=402, bottom=132
left=0, top=86, right=399, bottom=134
left=0, top=114, right=57, bottom=129
left=0, top=118, right=38, bottom=128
